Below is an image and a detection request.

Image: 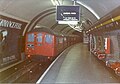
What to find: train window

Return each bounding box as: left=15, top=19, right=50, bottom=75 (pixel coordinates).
left=45, top=34, right=52, bottom=44
left=59, top=38, right=63, bottom=43
left=64, top=37, right=67, bottom=41
left=28, top=33, right=34, bottom=42
left=37, top=33, right=42, bottom=42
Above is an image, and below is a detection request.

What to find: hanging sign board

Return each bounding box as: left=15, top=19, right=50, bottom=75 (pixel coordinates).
left=56, top=6, right=80, bottom=24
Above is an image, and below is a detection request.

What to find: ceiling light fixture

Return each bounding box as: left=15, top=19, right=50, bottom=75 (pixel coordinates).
left=51, top=0, right=60, bottom=6
left=51, top=0, right=56, bottom=5
left=55, top=0, right=60, bottom=5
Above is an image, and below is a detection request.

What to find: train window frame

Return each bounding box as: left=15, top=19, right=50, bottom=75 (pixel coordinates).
left=59, top=37, right=63, bottom=43
left=27, top=33, right=34, bottom=42
left=45, top=34, right=53, bottom=44
left=37, top=33, right=42, bottom=42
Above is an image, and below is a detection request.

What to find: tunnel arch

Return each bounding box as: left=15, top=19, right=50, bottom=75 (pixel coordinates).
left=22, top=3, right=99, bottom=36
left=22, top=7, right=74, bottom=36
left=22, top=7, right=56, bottom=36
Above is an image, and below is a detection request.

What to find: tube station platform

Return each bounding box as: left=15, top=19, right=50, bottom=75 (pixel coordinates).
left=37, top=43, right=120, bottom=84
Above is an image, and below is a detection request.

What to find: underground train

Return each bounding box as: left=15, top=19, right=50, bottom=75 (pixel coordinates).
left=25, top=27, right=80, bottom=60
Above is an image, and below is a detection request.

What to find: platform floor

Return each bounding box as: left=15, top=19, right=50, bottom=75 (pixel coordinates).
left=40, top=43, right=120, bottom=83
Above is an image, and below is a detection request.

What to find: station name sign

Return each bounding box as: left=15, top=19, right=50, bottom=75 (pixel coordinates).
left=56, top=6, right=80, bottom=24
left=0, top=15, right=27, bottom=30
left=0, top=18, right=22, bottom=29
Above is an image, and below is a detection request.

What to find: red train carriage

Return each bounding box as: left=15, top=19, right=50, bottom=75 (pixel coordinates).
left=25, top=27, right=57, bottom=59
left=25, top=27, right=80, bottom=60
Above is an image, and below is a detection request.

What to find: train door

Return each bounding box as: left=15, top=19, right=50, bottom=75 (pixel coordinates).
left=25, top=33, right=35, bottom=56
left=35, top=33, right=43, bottom=55
left=44, top=34, right=53, bottom=56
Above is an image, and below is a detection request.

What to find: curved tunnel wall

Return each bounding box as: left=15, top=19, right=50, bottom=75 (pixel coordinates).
left=23, top=8, right=56, bottom=35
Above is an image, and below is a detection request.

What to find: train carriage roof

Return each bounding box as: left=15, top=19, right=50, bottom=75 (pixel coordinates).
left=28, top=27, right=63, bottom=36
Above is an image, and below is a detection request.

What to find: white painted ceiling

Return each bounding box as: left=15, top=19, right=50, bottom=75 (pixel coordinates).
left=0, top=0, right=120, bottom=35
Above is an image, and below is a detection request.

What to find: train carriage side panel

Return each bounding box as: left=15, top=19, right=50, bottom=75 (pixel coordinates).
left=35, top=32, right=44, bottom=56
left=53, top=35, right=58, bottom=56
left=52, top=35, right=56, bottom=56
left=43, top=33, right=54, bottom=57
left=63, top=37, right=67, bottom=49
left=58, top=36, right=64, bottom=53
left=56, top=36, right=60, bottom=55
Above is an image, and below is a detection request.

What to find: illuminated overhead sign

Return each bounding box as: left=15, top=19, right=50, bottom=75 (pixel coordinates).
left=56, top=6, right=80, bottom=24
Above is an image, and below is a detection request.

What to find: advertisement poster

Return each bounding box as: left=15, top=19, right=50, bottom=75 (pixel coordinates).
left=0, top=15, right=27, bottom=68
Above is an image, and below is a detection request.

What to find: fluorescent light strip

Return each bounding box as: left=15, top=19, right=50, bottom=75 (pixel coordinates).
left=76, top=1, right=100, bottom=20
left=68, top=24, right=81, bottom=32
left=73, top=28, right=82, bottom=32
left=51, top=0, right=60, bottom=6
left=51, top=0, right=56, bottom=5
left=55, top=0, right=59, bottom=5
